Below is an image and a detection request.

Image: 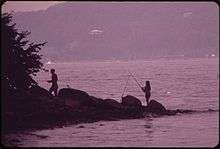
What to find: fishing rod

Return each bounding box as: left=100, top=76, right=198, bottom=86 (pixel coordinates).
left=128, top=71, right=142, bottom=90
left=121, top=74, right=130, bottom=99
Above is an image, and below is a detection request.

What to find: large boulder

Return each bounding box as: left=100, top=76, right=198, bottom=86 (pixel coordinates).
left=58, top=88, right=89, bottom=99
left=58, top=88, right=94, bottom=108
left=89, top=96, right=105, bottom=104
left=121, top=95, right=142, bottom=107
left=104, top=99, right=122, bottom=109
left=28, top=85, right=53, bottom=99
left=146, top=100, right=167, bottom=115
left=23, top=86, right=53, bottom=112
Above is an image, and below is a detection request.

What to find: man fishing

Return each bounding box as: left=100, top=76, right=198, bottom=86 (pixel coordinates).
left=128, top=71, right=151, bottom=105
left=47, top=68, right=58, bottom=96
left=141, top=81, right=151, bottom=105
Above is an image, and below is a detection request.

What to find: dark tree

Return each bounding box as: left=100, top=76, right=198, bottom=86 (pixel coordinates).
left=1, top=13, right=47, bottom=95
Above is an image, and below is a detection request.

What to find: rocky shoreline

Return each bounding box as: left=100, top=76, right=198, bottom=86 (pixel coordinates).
left=2, top=86, right=190, bottom=134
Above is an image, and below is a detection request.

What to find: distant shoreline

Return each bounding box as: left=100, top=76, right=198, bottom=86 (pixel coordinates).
left=43, top=57, right=218, bottom=65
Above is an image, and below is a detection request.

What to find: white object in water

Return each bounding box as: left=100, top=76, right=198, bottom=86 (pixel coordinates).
left=183, top=12, right=192, bottom=18
left=46, top=61, right=52, bottom=64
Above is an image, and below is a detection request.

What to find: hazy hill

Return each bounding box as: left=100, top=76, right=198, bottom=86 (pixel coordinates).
left=13, top=2, right=219, bottom=62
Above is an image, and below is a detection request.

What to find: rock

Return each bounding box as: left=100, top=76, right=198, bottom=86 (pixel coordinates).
left=121, top=95, right=142, bottom=107
left=146, top=100, right=167, bottom=115
left=176, top=109, right=195, bottom=113
left=5, top=82, right=189, bottom=133
left=64, top=100, right=80, bottom=108
left=120, top=95, right=144, bottom=118
left=89, top=96, right=114, bottom=109
left=104, top=99, right=122, bottom=109
left=28, top=85, right=53, bottom=99
left=165, top=110, right=178, bottom=115
left=58, top=88, right=89, bottom=99
left=58, top=88, right=95, bottom=107
left=89, top=96, right=105, bottom=104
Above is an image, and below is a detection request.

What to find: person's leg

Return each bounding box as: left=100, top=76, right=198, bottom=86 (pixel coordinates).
left=145, top=95, right=149, bottom=106
left=49, top=85, right=56, bottom=96
left=54, top=87, right=58, bottom=96
left=146, top=92, right=151, bottom=105
left=146, top=97, right=149, bottom=105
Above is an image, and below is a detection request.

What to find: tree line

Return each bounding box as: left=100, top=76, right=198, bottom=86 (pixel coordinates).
left=1, top=13, right=46, bottom=100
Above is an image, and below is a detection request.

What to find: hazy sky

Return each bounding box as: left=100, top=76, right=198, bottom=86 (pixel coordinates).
left=2, top=1, right=64, bottom=12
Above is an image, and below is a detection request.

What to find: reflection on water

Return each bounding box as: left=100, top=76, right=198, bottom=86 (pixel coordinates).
left=143, top=117, right=154, bottom=143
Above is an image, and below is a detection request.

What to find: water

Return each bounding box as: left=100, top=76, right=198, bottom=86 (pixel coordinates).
left=3, top=57, right=219, bottom=147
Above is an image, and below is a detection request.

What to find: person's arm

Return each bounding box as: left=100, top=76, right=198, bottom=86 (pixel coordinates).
left=47, top=75, right=53, bottom=83
left=141, top=87, right=145, bottom=92
left=47, top=80, right=52, bottom=83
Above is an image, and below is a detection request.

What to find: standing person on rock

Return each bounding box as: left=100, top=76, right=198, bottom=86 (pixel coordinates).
left=47, top=68, right=58, bottom=96
left=141, top=81, right=151, bottom=106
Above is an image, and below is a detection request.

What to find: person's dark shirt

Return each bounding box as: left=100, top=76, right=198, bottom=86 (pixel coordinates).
left=51, top=73, right=58, bottom=85
left=142, top=84, right=151, bottom=93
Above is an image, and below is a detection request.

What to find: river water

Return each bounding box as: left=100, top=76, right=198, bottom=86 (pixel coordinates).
left=3, top=57, right=219, bottom=147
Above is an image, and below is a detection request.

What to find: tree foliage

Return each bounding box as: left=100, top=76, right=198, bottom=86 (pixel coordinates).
left=1, top=13, right=47, bottom=94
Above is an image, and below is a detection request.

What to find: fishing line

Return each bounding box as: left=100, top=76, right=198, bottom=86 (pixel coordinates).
left=121, top=74, right=131, bottom=99
left=128, top=71, right=143, bottom=91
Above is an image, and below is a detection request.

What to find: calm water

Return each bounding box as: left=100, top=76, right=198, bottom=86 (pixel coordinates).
left=4, top=57, right=219, bottom=147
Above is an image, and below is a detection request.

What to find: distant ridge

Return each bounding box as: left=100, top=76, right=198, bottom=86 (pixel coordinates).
left=13, top=2, right=219, bottom=62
